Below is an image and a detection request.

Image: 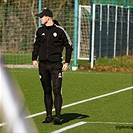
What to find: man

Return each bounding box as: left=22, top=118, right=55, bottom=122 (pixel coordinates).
left=53, top=20, right=60, bottom=26
left=32, top=8, right=73, bottom=124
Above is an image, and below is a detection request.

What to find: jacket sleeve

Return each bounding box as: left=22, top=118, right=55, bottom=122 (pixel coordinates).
left=32, top=30, right=41, bottom=61
left=61, top=30, right=73, bottom=63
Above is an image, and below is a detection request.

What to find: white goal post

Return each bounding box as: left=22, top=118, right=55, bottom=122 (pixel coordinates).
left=78, top=4, right=132, bottom=68
left=78, top=5, right=91, bottom=60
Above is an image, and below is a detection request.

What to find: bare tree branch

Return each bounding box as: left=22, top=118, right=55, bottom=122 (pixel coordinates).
left=30, top=0, right=38, bottom=30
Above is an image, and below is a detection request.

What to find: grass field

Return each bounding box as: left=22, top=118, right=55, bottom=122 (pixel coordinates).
left=2, top=53, right=32, bottom=64
left=1, top=69, right=133, bottom=133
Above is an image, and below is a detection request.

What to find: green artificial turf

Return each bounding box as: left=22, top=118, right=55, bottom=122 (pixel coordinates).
left=0, top=69, right=133, bottom=133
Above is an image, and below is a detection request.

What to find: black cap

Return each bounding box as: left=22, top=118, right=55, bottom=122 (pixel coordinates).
left=36, top=8, right=53, bottom=18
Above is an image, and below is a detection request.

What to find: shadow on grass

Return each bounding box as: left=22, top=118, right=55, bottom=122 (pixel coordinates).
left=60, top=113, right=89, bottom=124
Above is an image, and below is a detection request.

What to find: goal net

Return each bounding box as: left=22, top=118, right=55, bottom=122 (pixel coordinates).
left=78, top=5, right=91, bottom=60
left=78, top=4, right=133, bottom=68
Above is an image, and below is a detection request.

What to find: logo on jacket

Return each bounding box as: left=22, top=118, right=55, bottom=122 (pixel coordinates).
left=42, top=33, right=45, bottom=36
left=58, top=73, right=62, bottom=78
left=53, top=32, right=57, bottom=37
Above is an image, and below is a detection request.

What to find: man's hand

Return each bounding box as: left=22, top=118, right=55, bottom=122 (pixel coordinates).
left=62, top=63, right=69, bottom=71
left=32, top=60, right=38, bottom=68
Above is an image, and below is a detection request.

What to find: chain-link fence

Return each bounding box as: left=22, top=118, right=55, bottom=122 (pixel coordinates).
left=0, top=0, right=76, bottom=65
left=92, top=0, right=133, bottom=6
left=0, top=0, right=133, bottom=66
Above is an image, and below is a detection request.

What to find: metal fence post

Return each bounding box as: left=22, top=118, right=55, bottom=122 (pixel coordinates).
left=38, top=0, right=42, bottom=27
left=72, top=0, right=78, bottom=71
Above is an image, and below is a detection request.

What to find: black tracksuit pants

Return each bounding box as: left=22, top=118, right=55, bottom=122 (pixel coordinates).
left=39, top=61, right=63, bottom=118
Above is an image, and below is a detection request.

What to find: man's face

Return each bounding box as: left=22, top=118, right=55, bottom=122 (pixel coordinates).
left=40, top=16, right=49, bottom=25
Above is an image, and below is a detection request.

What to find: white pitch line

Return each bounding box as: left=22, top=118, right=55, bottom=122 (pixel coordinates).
left=61, top=86, right=133, bottom=109
left=25, top=109, right=54, bottom=119
left=26, top=86, right=133, bottom=119
left=0, top=86, right=133, bottom=127
left=51, top=121, right=87, bottom=133
left=25, top=111, right=47, bottom=119
left=52, top=121, right=133, bottom=133
left=86, top=121, right=133, bottom=125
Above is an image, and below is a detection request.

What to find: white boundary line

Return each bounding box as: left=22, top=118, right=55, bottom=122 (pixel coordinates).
left=51, top=122, right=87, bottom=133
left=1, top=86, right=133, bottom=127
left=26, top=86, right=133, bottom=119
left=61, top=86, right=133, bottom=109
left=86, top=121, right=133, bottom=125
left=52, top=121, right=133, bottom=133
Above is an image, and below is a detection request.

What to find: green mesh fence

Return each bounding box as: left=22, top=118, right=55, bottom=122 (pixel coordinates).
left=0, top=0, right=133, bottom=66
left=92, top=0, right=133, bottom=6
left=0, top=0, right=75, bottom=65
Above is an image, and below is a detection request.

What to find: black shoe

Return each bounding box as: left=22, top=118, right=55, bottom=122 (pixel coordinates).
left=42, top=117, right=53, bottom=123
left=53, top=116, right=61, bottom=125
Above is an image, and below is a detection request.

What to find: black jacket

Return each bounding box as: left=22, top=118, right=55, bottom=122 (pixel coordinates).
left=32, top=24, right=73, bottom=63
